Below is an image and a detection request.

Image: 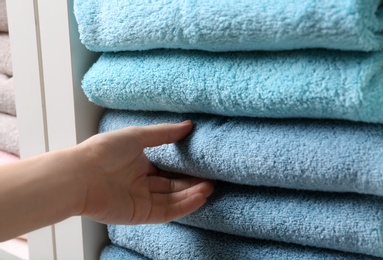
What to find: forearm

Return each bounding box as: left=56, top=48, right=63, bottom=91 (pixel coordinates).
left=0, top=148, right=85, bottom=242
left=0, top=122, right=214, bottom=241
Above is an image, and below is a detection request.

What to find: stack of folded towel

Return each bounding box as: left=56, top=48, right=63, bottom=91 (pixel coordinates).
left=0, top=0, right=25, bottom=250
left=75, top=0, right=383, bottom=259
left=0, top=0, right=19, bottom=158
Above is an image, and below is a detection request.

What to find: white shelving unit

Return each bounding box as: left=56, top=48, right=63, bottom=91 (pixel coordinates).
left=5, top=1, right=383, bottom=260
left=7, top=0, right=108, bottom=259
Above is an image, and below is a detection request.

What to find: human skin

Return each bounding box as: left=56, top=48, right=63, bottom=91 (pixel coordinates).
left=0, top=121, right=214, bottom=241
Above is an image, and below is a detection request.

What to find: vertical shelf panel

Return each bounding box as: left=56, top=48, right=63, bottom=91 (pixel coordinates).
left=6, top=1, right=47, bottom=158
left=36, top=0, right=107, bottom=259
left=6, top=0, right=56, bottom=259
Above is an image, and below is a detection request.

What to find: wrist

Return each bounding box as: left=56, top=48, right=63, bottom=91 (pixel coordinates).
left=67, top=140, right=107, bottom=218
left=47, top=147, right=89, bottom=218
left=0, top=147, right=88, bottom=240
left=59, top=146, right=89, bottom=217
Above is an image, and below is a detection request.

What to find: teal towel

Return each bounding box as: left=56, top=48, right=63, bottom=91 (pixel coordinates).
left=84, top=50, right=383, bottom=123
left=100, top=245, right=148, bottom=260
left=108, top=223, right=379, bottom=260
left=74, top=0, right=383, bottom=52
left=99, top=110, right=383, bottom=196
left=177, top=182, right=383, bottom=257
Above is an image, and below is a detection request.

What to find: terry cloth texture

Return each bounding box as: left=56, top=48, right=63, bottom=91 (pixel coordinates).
left=0, top=34, right=12, bottom=76
left=0, top=149, right=18, bottom=165
left=0, top=0, right=7, bottom=32
left=0, top=74, right=16, bottom=115
left=74, top=0, right=383, bottom=52
left=99, top=110, right=383, bottom=197
left=176, top=182, right=383, bottom=257
left=108, top=223, right=380, bottom=260
left=100, top=245, right=149, bottom=260
left=83, top=49, right=383, bottom=124
left=0, top=113, right=18, bottom=155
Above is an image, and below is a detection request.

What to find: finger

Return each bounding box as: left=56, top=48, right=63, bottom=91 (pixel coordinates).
left=148, top=176, right=206, bottom=193
left=146, top=164, right=188, bottom=178
left=140, top=181, right=215, bottom=224
left=150, top=181, right=215, bottom=209
left=146, top=163, right=161, bottom=176
left=148, top=193, right=207, bottom=224
left=151, top=168, right=190, bottom=179
left=131, top=120, right=193, bottom=148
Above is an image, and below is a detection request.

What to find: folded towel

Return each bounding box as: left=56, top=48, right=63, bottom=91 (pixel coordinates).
left=0, top=0, right=7, bottom=32
left=0, top=149, right=18, bottom=165
left=108, top=223, right=378, bottom=260
left=176, top=182, right=383, bottom=257
left=100, top=244, right=149, bottom=260
left=84, top=49, right=383, bottom=124
left=99, top=110, right=383, bottom=196
left=74, top=0, right=383, bottom=52
left=0, top=34, right=12, bottom=76
left=0, top=113, right=18, bottom=155
left=0, top=74, right=16, bottom=116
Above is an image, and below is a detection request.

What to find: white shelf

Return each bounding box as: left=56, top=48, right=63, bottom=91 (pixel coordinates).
left=0, top=250, right=25, bottom=260
left=0, top=238, right=29, bottom=260
left=7, top=0, right=108, bottom=259
left=7, top=0, right=54, bottom=259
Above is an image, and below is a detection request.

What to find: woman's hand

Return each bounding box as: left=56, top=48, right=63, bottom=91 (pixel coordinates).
left=0, top=120, right=214, bottom=242
left=73, top=120, right=215, bottom=224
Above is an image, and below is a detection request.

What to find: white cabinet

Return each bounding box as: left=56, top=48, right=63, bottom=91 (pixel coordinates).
left=7, top=0, right=108, bottom=259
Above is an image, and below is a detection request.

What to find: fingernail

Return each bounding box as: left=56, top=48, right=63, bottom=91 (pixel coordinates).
left=180, top=120, right=192, bottom=125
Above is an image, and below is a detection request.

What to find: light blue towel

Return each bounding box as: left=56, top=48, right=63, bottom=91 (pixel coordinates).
left=100, top=244, right=148, bottom=260
left=176, top=182, right=383, bottom=257
left=84, top=49, right=383, bottom=124
left=108, top=223, right=379, bottom=260
left=99, top=110, right=383, bottom=196
left=74, top=0, right=383, bottom=52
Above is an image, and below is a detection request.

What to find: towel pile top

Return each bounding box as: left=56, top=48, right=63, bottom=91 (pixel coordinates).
left=74, top=0, right=383, bottom=52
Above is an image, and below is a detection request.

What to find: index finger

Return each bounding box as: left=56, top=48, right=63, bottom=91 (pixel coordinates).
left=131, top=120, right=193, bottom=148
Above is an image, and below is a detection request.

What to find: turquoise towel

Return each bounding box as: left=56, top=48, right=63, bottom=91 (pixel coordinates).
left=100, top=245, right=148, bottom=260
left=108, top=223, right=379, bottom=260
left=84, top=49, right=383, bottom=124
left=74, top=0, right=383, bottom=52
left=176, top=182, right=383, bottom=257
left=99, top=110, right=383, bottom=196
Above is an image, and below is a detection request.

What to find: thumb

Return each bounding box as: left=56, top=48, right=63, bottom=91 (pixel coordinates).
left=132, top=120, right=193, bottom=148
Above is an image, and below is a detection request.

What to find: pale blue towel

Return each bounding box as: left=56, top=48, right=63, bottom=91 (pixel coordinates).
left=74, top=0, right=383, bottom=52
left=100, top=245, right=148, bottom=260
left=84, top=49, right=383, bottom=123
left=99, top=110, right=383, bottom=196
left=177, top=182, right=383, bottom=257
left=108, top=223, right=379, bottom=260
